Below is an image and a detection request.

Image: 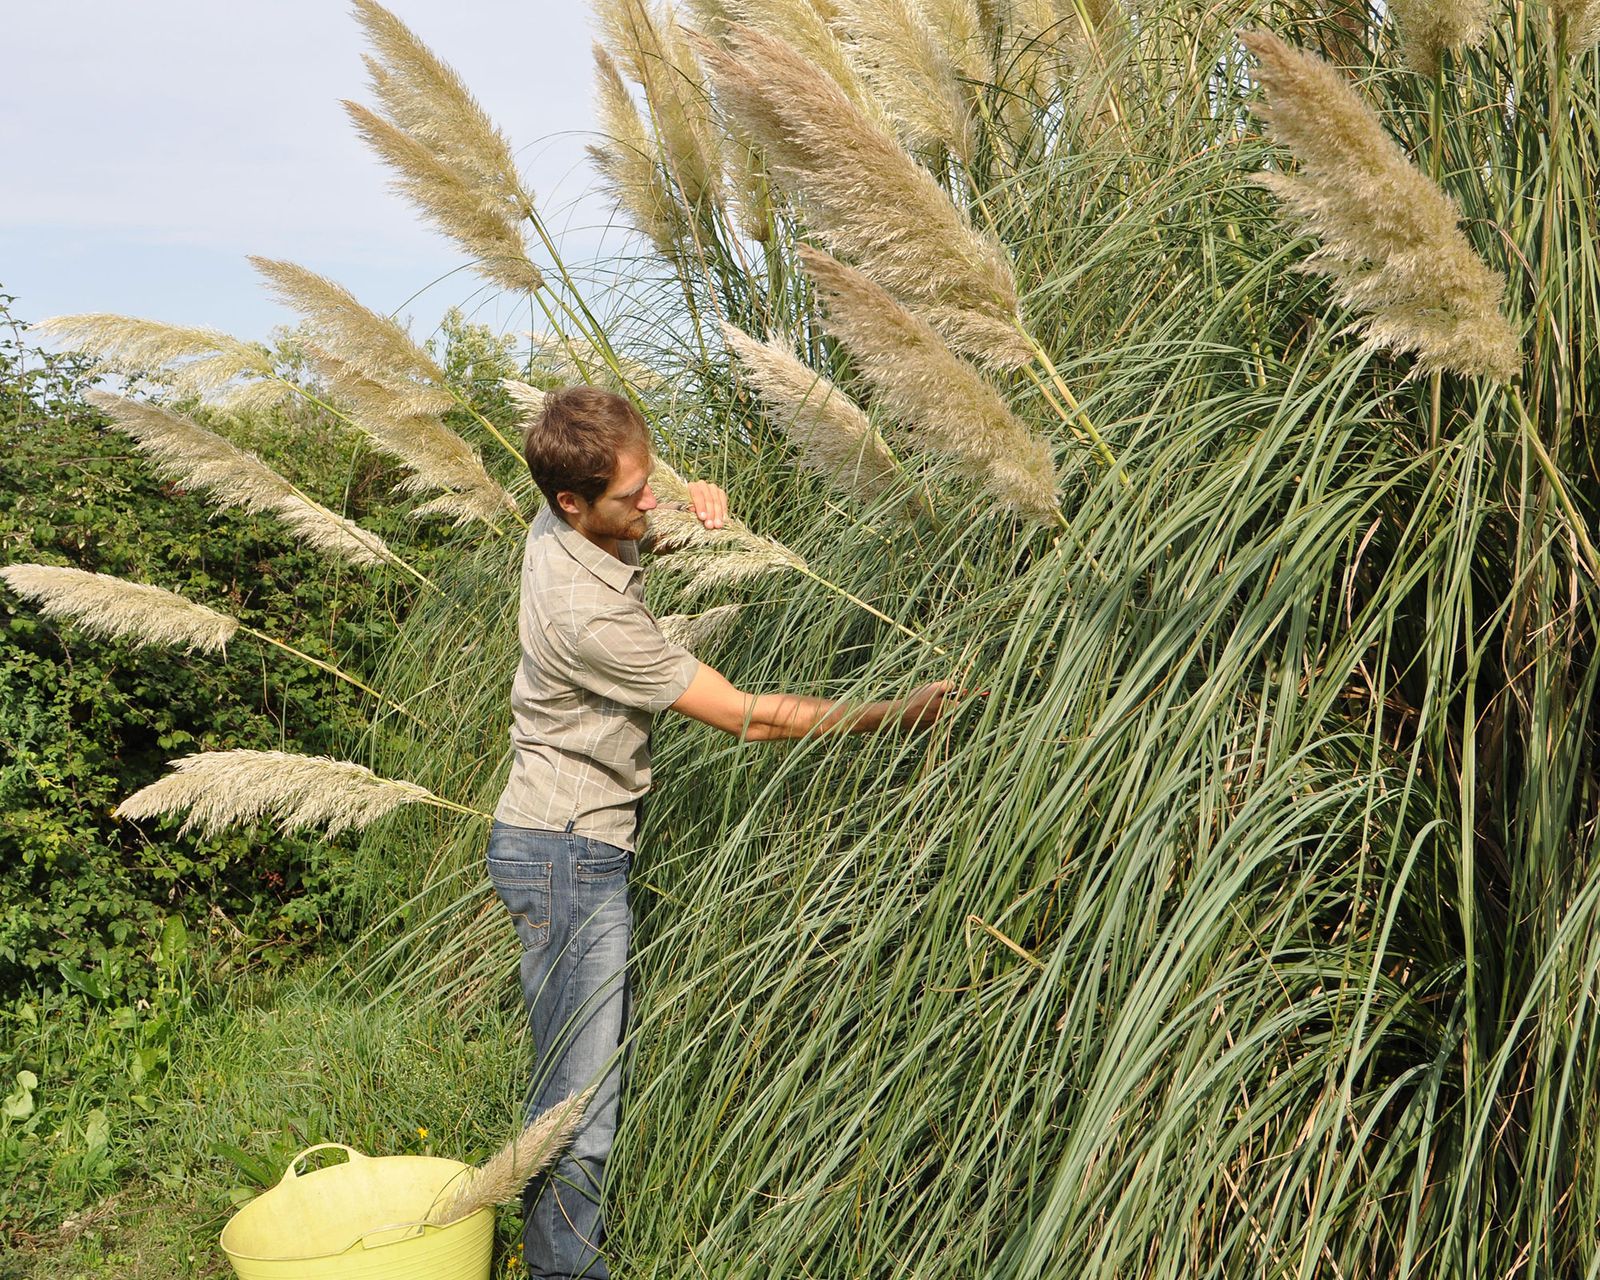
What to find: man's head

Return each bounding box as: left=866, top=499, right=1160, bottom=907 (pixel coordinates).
left=524, top=385, right=656, bottom=545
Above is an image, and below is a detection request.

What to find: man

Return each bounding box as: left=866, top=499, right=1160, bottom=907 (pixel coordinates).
left=489, top=385, right=954, bottom=1278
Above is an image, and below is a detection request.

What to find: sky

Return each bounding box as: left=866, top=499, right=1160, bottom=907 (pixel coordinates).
left=1, top=2, right=617, bottom=347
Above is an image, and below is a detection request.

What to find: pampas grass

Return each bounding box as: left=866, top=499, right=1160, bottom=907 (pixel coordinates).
left=0, top=564, right=428, bottom=723
left=116, top=750, right=475, bottom=838
left=658, top=603, right=743, bottom=648
left=34, top=314, right=284, bottom=408
left=699, top=0, right=883, bottom=119
left=591, top=44, right=690, bottom=258
left=720, top=322, right=902, bottom=504
left=426, top=1089, right=594, bottom=1226
left=595, top=0, right=723, bottom=211
left=1549, top=0, right=1600, bottom=51
left=834, top=0, right=977, bottom=161
left=0, top=565, right=238, bottom=653
left=315, top=367, right=517, bottom=527
left=250, top=258, right=448, bottom=391
left=696, top=23, right=1033, bottom=368
left=1243, top=31, right=1519, bottom=381
left=502, top=379, right=548, bottom=442
left=647, top=465, right=809, bottom=592
left=346, top=0, right=543, bottom=293
left=1387, top=0, right=1493, bottom=74
left=797, top=245, right=1062, bottom=524
left=86, top=391, right=423, bottom=577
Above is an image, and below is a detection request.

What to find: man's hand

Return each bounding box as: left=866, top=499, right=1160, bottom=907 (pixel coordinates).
left=895, top=680, right=960, bottom=730
left=686, top=480, right=728, bottom=530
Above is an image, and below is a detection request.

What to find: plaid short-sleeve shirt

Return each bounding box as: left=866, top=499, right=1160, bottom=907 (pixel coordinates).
left=494, top=505, right=699, bottom=850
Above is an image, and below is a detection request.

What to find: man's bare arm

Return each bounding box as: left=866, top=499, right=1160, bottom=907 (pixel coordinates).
left=668, top=662, right=954, bottom=741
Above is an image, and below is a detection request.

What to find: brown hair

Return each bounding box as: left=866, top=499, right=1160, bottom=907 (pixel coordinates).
left=523, top=386, right=649, bottom=515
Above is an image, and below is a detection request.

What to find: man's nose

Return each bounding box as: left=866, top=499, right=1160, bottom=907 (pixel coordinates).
left=638, top=485, right=657, bottom=511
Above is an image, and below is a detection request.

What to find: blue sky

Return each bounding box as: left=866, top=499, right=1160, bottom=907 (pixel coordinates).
left=2, top=2, right=615, bottom=347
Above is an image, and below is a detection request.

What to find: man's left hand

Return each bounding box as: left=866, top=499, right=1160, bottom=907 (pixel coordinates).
left=686, top=480, right=729, bottom=530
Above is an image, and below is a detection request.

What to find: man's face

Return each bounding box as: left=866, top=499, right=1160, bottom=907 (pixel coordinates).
left=561, top=442, right=657, bottom=546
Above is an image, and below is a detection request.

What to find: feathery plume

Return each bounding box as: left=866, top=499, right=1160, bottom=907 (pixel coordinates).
left=833, top=0, right=978, bottom=161
left=798, top=245, right=1061, bottom=523
left=1548, top=0, right=1600, bottom=51
left=240, top=269, right=516, bottom=521
left=658, top=603, right=744, bottom=649
left=0, top=565, right=238, bottom=653
left=251, top=258, right=447, bottom=389
left=921, top=0, right=995, bottom=82
left=525, top=332, right=664, bottom=395
left=1243, top=31, right=1519, bottom=380
left=427, top=1090, right=594, bottom=1227
left=647, top=463, right=809, bottom=591
left=590, top=44, right=691, bottom=257
left=1387, top=0, right=1493, bottom=74
left=720, top=323, right=901, bottom=503
left=88, top=391, right=406, bottom=569
left=347, top=0, right=543, bottom=293
left=714, top=0, right=885, bottom=120
left=116, top=750, right=448, bottom=838
left=35, top=314, right=281, bottom=405
left=696, top=24, right=1032, bottom=367
left=308, top=363, right=516, bottom=527
left=594, top=0, right=724, bottom=210
left=502, top=379, right=548, bottom=440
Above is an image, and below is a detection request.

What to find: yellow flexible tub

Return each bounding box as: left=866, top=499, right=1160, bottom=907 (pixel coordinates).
left=220, top=1143, right=495, bottom=1280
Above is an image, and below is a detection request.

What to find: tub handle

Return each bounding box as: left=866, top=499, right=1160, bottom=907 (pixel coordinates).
left=279, top=1142, right=367, bottom=1183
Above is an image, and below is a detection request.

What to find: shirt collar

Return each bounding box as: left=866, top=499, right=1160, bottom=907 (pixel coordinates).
left=538, top=504, right=643, bottom=594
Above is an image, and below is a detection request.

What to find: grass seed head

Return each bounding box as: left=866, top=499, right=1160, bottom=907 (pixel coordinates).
left=35, top=314, right=279, bottom=403
left=116, top=749, right=440, bottom=838
left=88, top=391, right=404, bottom=568
left=720, top=322, right=902, bottom=504
left=834, top=0, right=978, bottom=161
left=1243, top=29, right=1520, bottom=381
left=348, top=0, right=543, bottom=292
left=1387, top=0, right=1494, bottom=74
left=698, top=23, right=1033, bottom=368
left=0, top=565, right=239, bottom=653
left=798, top=245, right=1062, bottom=524
left=428, top=1089, right=594, bottom=1226
left=590, top=44, right=691, bottom=258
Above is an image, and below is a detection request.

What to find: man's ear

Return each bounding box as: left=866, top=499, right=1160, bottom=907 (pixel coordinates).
left=555, top=490, right=583, bottom=518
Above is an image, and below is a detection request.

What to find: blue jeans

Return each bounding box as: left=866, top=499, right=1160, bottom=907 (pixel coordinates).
left=487, top=820, right=633, bottom=1280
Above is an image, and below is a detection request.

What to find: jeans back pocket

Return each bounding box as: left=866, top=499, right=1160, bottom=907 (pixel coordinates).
left=487, top=857, right=552, bottom=950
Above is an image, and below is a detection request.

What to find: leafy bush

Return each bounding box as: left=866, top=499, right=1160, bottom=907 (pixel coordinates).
left=0, top=294, right=417, bottom=1005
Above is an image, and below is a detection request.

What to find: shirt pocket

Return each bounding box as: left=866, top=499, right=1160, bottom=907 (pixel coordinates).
left=487, top=856, right=552, bottom=950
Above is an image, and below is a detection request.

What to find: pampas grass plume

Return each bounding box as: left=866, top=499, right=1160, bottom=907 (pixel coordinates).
left=648, top=462, right=808, bottom=591
left=589, top=44, right=689, bottom=257
left=0, top=565, right=238, bottom=653
left=1387, top=0, right=1493, bottom=74
left=427, top=1089, right=595, bottom=1226
left=720, top=322, right=901, bottom=504
left=659, top=603, right=743, bottom=649
left=697, top=23, right=1033, bottom=368
left=797, top=245, right=1062, bottom=524
left=834, top=0, right=977, bottom=161
left=347, top=0, right=543, bottom=293
left=88, top=391, right=405, bottom=570
left=1243, top=30, right=1519, bottom=381
left=1549, top=0, right=1600, bottom=51
left=35, top=314, right=281, bottom=405
left=116, top=750, right=444, bottom=838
